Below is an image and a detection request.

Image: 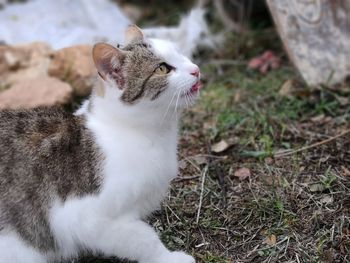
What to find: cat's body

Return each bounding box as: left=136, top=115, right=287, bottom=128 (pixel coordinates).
left=0, top=26, right=200, bottom=263
left=0, top=108, right=102, bottom=253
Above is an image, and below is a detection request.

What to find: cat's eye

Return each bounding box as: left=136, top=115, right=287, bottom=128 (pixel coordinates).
left=155, top=63, right=173, bottom=75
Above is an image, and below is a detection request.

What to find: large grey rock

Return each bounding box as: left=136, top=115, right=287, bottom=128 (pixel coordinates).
left=267, top=0, right=350, bottom=86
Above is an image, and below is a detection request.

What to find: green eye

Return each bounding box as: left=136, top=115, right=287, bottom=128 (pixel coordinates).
left=155, top=63, right=173, bottom=75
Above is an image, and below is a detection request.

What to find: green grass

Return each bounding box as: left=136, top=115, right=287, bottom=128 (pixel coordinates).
left=174, top=61, right=350, bottom=262
left=76, top=60, right=350, bottom=263
left=73, top=3, right=350, bottom=262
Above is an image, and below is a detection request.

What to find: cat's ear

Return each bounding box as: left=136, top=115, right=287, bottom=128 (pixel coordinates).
left=125, top=25, right=144, bottom=45
left=92, top=43, right=128, bottom=87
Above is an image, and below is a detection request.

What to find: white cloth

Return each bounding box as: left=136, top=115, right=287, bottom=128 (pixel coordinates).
left=0, top=0, right=212, bottom=57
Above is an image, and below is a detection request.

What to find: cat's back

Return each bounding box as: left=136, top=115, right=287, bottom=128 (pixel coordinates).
left=0, top=107, right=103, bottom=251
left=0, top=106, right=103, bottom=201
left=0, top=107, right=85, bottom=169
left=0, top=107, right=81, bottom=149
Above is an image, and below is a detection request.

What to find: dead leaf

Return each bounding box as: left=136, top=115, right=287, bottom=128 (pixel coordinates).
left=279, top=79, right=293, bottom=96
left=232, top=183, right=243, bottom=193
left=337, top=95, right=349, bottom=106
left=178, top=159, right=188, bottom=170
left=211, top=140, right=229, bottom=153
left=309, top=183, right=326, bottom=192
left=248, top=50, right=281, bottom=74
left=320, top=195, right=333, bottom=204
left=341, top=166, right=350, bottom=177
left=248, top=57, right=261, bottom=69
left=264, top=176, right=282, bottom=186
left=191, top=155, right=207, bottom=166
left=311, top=114, right=325, bottom=123
left=234, top=167, right=251, bottom=181
left=340, top=244, right=345, bottom=254
left=319, top=155, right=330, bottom=163
left=227, top=136, right=239, bottom=146
left=234, top=89, right=244, bottom=103
left=264, top=157, right=274, bottom=165
left=263, top=234, right=277, bottom=246
left=203, top=120, right=216, bottom=130
left=173, top=236, right=185, bottom=245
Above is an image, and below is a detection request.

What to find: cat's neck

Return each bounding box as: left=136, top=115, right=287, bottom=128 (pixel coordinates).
left=85, top=93, right=180, bottom=138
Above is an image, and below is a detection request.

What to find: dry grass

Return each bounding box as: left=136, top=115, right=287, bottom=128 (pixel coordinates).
left=77, top=51, right=350, bottom=263
left=75, top=1, right=350, bottom=262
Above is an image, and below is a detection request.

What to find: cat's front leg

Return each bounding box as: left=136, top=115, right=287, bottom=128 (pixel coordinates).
left=158, top=251, right=196, bottom=263
left=87, top=218, right=195, bottom=263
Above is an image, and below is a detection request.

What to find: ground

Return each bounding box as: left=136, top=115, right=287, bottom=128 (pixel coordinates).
left=78, top=36, right=349, bottom=263
left=77, top=2, right=349, bottom=262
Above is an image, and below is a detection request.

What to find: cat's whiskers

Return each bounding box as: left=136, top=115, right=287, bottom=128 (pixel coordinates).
left=190, top=92, right=196, bottom=104
left=161, top=90, right=178, bottom=124
left=184, top=93, right=189, bottom=108
left=187, top=93, right=193, bottom=107
left=185, top=92, right=192, bottom=106
left=173, top=89, right=182, bottom=122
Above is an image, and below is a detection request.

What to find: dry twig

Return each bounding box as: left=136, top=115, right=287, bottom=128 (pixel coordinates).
left=196, top=164, right=208, bottom=224
left=274, top=129, right=350, bottom=158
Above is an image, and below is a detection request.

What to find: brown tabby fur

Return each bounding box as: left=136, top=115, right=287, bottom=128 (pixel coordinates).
left=121, top=42, right=168, bottom=103
left=0, top=107, right=103, bottom=251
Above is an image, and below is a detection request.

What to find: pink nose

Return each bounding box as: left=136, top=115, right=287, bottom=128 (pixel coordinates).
left=190, top=68, right=200, bottom=78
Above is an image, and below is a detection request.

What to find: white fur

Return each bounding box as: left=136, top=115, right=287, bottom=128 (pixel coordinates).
left=0, top=230, right=48, bottom=263
left=0, top=38, right=199, bottom=263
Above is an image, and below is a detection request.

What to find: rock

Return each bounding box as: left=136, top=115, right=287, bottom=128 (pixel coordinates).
left=0, top=45, right=28, bottom=74
left=0, top=77, right=72, bottom=110
left=14, top=42, right=52, bottom=68
left=0, top=42, right=52, bottom=83
left=0, top=43, right=97, bottom=109
left=4, top=50, right=21, bottom=70
left=267, top=0, right=350, bottom=86
left=48, top=45, right=96, bottom=97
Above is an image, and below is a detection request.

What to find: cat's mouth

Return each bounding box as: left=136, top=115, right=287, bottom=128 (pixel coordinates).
left=182, top=81, right=202, bottom=97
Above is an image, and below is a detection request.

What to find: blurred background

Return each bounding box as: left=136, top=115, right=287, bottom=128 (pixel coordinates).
left=0, top=1, right=349, bottom=262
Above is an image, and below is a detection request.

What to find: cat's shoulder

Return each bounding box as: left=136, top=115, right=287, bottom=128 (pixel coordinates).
left=0, top=106, right=84, bottom=129
left=0, top=107, right=90, bottom=149
left=0, top=106, right=75, bottom=121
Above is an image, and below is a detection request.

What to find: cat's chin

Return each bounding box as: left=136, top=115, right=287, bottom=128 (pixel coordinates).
left=181, top=81, right=202, bottom=98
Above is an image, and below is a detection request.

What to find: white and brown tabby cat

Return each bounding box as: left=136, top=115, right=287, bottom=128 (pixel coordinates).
left=0, top=25, right=201, bottom=263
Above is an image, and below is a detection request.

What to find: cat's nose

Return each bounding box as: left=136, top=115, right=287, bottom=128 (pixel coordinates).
left=190, top=68, right=200, bottom=78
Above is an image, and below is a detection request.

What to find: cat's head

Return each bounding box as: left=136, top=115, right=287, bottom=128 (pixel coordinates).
left=92, top=25, right=201, bottom=112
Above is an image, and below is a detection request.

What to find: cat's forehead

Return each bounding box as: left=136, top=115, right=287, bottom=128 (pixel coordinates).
left=122, top=38, right=188, bottom=66
left=148, top=39, right=177, bottom=56
left=148, top=38, right=186, bottom=64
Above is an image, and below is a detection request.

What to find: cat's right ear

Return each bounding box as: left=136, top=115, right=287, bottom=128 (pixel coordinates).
left=92, top=43, right=128, bottom=88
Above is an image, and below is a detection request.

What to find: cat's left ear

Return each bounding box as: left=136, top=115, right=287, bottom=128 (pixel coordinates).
left=125, top=25, right=144, bottom=45
left=92, top=43, right=128, bottom=88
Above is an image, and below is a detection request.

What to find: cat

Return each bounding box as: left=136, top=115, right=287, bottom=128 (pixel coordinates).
left=0, top=25, right=201, bottom=263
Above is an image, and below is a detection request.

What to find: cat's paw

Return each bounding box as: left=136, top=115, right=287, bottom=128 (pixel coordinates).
left=158, top=251, right=195, bottom=263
